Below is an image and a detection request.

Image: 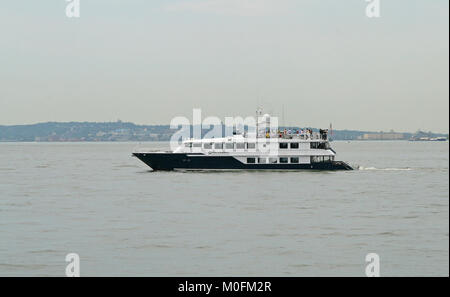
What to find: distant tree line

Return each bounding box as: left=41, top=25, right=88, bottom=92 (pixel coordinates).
left=0, top=122, right=447, bottom=142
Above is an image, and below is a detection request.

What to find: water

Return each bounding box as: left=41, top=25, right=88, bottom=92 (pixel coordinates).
left=0, top=141, right=448, bottom=276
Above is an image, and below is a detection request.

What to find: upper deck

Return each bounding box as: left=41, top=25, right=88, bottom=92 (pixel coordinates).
left=175, top=129, right=333, bottom=156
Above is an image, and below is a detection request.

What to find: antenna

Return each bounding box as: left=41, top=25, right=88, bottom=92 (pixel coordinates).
left=256, top=106, right=262, bottom=138
left=256, top=108, right=258, bottom=139
left=329, top=123, right=333, bottom=141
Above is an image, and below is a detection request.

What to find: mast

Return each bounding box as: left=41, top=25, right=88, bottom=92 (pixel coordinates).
left=256, top=109, right=258, bottom=139
left=329, top=123, right=333, bottom=141
left=256, top=107, right=261, bottom=139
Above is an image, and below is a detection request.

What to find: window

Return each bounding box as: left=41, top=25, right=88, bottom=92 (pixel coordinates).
left=310, top=142, right=319, bottom=149
left=247, top=143, right=256, bottom=149
left=279, top=143, right=288, bottom=149
left=318, top=142, right=329, bottom=149
left=290, top=157, right=299, bottom=163
left=193, top=143, right=202, bottom=148
left=225, top=143, right=234, bottom=149
left=269, top=158, right=278, bottom=164
left=236, top=143, right=245, bottom=149
left=214, top=143, right=223, bottom=149
left=311, top=156, right=323, bottom=163
left=184, top=142, right=192, bottom=148
left=204, top=143, right=212, bottom=149
left=247, top=158, right=256, bottom=164
left=280, top=157, right=288, bottom=163
left=258, top=158, right=267, bottom=164
left=290, top=143, right=299, bottom=149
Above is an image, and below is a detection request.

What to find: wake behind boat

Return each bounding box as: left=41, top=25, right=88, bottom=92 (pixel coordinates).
left=133, top=113, right=353, bottom=171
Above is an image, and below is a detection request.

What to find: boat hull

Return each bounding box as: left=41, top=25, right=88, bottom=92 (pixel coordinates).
left=133, top=153, right=353, bottom=171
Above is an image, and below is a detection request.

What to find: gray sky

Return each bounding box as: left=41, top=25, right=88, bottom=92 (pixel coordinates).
left=0, top=0, right=448, bottom=133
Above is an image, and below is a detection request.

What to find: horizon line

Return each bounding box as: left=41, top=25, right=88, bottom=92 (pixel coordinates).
left=0, top=120, right=448, bottom=135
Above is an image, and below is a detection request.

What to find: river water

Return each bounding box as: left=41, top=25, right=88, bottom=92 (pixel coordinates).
left=0, top=141, right=448, bottom=276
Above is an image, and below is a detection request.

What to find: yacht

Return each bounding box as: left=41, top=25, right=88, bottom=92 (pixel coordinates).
left=133, top=114, right=353, bottom=171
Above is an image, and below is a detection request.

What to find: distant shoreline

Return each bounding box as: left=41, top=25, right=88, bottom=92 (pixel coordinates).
left=0, top=122, right=447, bottom=142
left=0, top=139, right=448, bottom=143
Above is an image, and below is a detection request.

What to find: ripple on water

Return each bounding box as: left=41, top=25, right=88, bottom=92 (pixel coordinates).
left=0, top=263, right=49, bottom=270
left=0, top=168, right=16, bottom=171
left=28, top=249, right=60, bottom=255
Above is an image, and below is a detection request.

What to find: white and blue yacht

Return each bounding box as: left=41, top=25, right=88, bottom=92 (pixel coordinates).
left=133, top=113, right=353, bottom=171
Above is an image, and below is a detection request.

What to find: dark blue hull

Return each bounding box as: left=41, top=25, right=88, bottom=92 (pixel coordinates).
left=133, top=153, right=353, bottom=171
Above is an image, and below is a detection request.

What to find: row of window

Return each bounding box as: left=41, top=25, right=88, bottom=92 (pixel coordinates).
left=310, top=156, right=335, bottom=163
left=247, top=157, right=293, bottom=164
left=246, top=156, right=334, bottom=164
left=186, top=142, right=256, bottom=149
left=185, top=142, right=328, bottom=150
left=279, top=142, right=329, bottom=149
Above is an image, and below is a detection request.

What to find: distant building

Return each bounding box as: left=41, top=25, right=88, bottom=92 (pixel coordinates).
left=360, top=132, right=405, bottom=140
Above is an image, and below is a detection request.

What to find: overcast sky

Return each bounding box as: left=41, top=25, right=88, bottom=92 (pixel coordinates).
left=0, top=0, right=448, bottom=132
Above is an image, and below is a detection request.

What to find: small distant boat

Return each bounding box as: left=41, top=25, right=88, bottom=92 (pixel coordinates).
left=133, top=112, right=353, bottom=171
left=409, top=136, right=448, bottom=142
